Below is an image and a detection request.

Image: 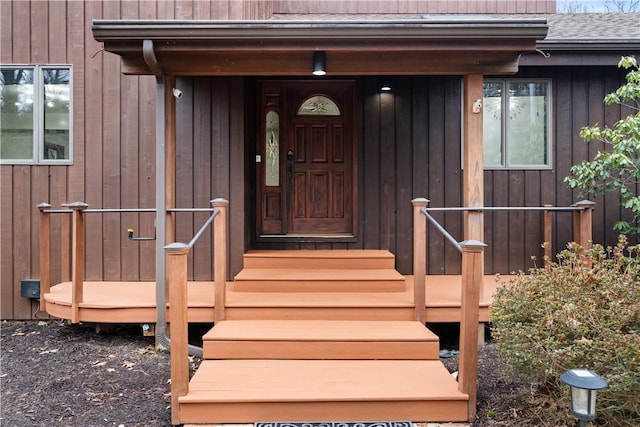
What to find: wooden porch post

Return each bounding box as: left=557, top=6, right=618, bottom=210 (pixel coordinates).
left=412, top=198, right=429, bottom=323
left=38, top=203, right=52, bottom=312
left=458, top=239, right=487, bottom=422
left=68, top=202, right=88, bottom=324
left=166, top=242, right=189, bottom=426
left=573, top=200, right=595, bottom=247
left=462, top=74, right=484, bottom=241
left=212, top=198, right=229, bottom=322
left=461, top=73, right=485, bottom=423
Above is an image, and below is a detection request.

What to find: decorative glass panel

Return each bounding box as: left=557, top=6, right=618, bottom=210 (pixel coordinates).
left=297, top=95, right=340, bottom=116
left=483, top=82, right=503, bottom=167
left=265, top=110, right=279, bottom=187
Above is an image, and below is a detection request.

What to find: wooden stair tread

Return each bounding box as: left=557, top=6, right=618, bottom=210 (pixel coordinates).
left=245, top=249, right=394, bottom=259
left=235, top=268, right=404, bottom=281
left=181, top=359, right=467, bottom=402
left=202, top=320, right=440, bottom=360
left=243, top=249, right=396, bottom=270
left=225, top=289, right=412, bottom=307
left=204, top=320, right=437, bottom=342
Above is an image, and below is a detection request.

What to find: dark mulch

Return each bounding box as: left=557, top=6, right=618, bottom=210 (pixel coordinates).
left=1, top=320, right=564, bottom=427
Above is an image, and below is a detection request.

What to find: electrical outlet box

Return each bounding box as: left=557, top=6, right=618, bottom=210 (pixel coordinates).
left=20, top=279, right=40, bottom=299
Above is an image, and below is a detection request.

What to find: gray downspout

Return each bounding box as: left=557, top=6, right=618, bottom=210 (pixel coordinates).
left=143, top=39, right=202, bottom=357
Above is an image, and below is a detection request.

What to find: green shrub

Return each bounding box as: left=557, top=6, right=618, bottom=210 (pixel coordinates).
left=491, top=236, right=640, bottom=426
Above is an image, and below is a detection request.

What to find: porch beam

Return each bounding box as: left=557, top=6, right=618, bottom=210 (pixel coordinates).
left=118, top=51, right=522, bottom=76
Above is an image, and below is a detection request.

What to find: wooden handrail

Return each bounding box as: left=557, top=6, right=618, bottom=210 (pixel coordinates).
left=413, top=198, right=596, bottom=422
left=165, top=198, right=229, bottom=425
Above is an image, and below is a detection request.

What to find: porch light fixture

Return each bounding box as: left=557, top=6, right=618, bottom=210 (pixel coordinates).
left=312, top=51, right=326, bottom=76
left=381, top=82, right=392, bottom=92
left=560, top=369, right=608, bottom=427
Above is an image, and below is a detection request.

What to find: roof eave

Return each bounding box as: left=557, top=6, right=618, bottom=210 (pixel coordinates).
left=538, top=40, right=640, bottom=51
left=92, top=19, right=549, bottom=42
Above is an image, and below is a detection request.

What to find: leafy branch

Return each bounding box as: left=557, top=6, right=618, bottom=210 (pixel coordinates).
left=565, top=56, right=640, bottom=235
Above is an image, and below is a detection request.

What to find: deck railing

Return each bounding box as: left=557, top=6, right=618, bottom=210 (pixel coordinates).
left=38, top=203, right=156, bottom=323
left=38, top=198, right=229, bottom=426
left=164, top=198, right=228, bottom=425
left=412, top=197, right=595, bottom=421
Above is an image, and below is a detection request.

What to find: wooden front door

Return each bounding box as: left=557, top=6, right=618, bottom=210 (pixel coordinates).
left=257, top=81, right=356, bottom=238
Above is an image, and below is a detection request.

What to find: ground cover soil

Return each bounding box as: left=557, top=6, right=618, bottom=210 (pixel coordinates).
left=1, top=320, right=565, bottom=427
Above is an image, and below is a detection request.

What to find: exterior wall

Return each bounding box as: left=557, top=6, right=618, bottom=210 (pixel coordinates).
left=178, top=69, right=633, bottom=280
left=1, top=0, right=633, bottom=320
left=0, top=0, right=272, bottom=320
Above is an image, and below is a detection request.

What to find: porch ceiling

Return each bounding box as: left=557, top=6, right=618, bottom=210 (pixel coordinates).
left=92, top=18, right=548, bottom=76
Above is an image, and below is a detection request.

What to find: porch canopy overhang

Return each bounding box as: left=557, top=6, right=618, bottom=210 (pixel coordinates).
left=92, top=17, right=548, bottom=76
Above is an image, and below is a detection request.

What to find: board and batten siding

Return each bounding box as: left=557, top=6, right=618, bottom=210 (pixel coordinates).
left=0, top=0, right=275, bottom=320
left=0, top=0, right=631, bottom=321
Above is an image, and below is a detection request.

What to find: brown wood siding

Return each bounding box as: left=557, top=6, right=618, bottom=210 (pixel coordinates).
left=272, top=0, right=556, bottom=13
left=1, top=0, right=635, bottom=320
left=0, top=0, right=266, bottom=319
left=235, top=71, right=632, bottom=277
left=173, top=76, right=246, bottom=282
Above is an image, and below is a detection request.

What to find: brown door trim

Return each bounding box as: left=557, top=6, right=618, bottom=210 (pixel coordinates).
left=255, top=80, right=357, bottom=243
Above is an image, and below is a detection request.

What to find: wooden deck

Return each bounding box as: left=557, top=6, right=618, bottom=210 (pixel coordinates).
left=42, top=250, right=511, bottom=424
left=43, top=275, right=505, bottom=324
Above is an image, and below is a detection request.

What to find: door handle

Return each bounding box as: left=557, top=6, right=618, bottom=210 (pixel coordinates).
left=287, top=150, right=294, bottom=160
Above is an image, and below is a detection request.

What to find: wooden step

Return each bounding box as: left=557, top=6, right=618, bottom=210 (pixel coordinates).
left=243, top=249, right=396, bottom=270
left=202, top=320, right=440, bottom=360
left=233, top=268, right=406, bottom=292
left=179, top=359, right=468, bottom=423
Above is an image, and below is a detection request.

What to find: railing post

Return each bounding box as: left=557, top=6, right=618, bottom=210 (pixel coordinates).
left=543, top=204, right=552, bottom=270
left=166, top=242, right=190, bottom=426
left=212, top=198, right=229, bottom=322
left=458, top=239, right=487, bottom=422
left=68, top=202, right=88, bottom=324
left=573, top=200, right=595, bottom=247
left=61, top=209, right=72, bottom=282
left=412, top=198, right=429, bottom=323
left=38, top=203, right=52, bottom=312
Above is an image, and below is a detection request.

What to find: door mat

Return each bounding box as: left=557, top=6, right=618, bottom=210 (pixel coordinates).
left=257, top=423, right=412, bottom=427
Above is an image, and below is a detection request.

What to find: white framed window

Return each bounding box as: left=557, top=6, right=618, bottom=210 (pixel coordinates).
left=0, top=65, right=73, bottom=164
left=483, top=79, right=551, bottom=169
